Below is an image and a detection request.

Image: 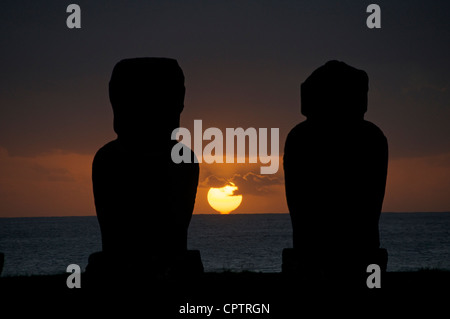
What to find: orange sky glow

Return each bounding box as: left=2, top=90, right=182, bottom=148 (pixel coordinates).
left=1, top=146, right=449, bottom=217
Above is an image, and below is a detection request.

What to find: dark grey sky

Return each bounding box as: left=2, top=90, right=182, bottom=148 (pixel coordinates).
left=1, top=0, right=449, bottom=158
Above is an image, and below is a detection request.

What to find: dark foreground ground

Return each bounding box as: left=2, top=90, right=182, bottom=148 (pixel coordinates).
left=1, top=271, right=449, bottom=317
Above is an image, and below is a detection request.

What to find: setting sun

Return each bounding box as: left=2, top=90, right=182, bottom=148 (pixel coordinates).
left=207, top=182, right=243, bottom=214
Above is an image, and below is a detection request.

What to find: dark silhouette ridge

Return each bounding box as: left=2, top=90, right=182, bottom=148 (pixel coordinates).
left=86, top=58, right=202, bottom=283
left=283, top=61, right=388, bottom=283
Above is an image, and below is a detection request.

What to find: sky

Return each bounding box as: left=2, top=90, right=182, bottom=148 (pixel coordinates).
left=1, top=0, right=450, bottom=217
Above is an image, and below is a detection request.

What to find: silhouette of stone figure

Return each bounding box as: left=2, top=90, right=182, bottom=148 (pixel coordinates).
left=283, top=61, right=388, bottom=281
left=87, top=58, right=202, bottom=282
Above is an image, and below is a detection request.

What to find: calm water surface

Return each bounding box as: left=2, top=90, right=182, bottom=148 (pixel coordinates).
left=1, top=213, right=449, bottom=276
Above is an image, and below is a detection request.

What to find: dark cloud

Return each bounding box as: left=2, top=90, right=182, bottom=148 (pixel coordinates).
left=201, top=172, right=283, bottom=196
left=231, top=172, right=283, bottom=195
left=200, top=175, right=228, bottom=188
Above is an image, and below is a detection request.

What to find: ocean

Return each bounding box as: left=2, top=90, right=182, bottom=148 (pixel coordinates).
left=1, top=213, right=449, bottom=277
